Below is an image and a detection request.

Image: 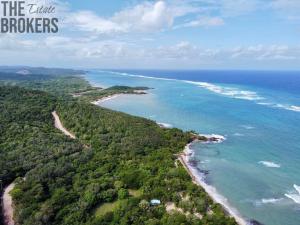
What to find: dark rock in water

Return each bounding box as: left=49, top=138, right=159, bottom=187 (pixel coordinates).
left=207, top=137, right=220, bottom=142
left=249, top=219, right=265, bottom=225
left=188, top=159, right=200, bottom=166
left=196, top=168, right=209, bottom=176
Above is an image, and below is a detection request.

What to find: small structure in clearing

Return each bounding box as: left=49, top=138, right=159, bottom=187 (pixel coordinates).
left=150, top=199, right=161, bottom=206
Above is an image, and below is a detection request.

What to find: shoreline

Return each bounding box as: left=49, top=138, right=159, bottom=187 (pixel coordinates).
left=179, top=141, right=248, bottom=225
left=86, top=77, right=248, bottom=224
left=91, top=94, right=122, bottom=105
left=2, top=183, right=15, bottom=225
left=91, top=90, right=149, bottom=106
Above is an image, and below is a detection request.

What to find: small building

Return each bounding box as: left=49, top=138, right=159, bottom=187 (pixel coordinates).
left=150, top=199, right=161, bottom=206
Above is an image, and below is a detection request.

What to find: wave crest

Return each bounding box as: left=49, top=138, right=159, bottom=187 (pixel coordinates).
left=101, top=70, right=300, bottom=113
left=258, top=161, right=281, bottom=168
left=183, top=81, right=264, bottom=101
left=285, top=184, right=300, bottom=204
left=200, top=134, right=226, bottom=143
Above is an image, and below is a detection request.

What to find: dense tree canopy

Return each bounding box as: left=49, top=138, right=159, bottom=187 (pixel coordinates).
left=0, top=70, right=237, bottom=225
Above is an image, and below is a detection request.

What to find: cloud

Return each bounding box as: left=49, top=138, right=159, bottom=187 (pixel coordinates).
left=0, top=34, right=299, bottom=69
left=230, top=45, right=299, bottom=60
left=68, top=11, right=126, bottom=34
left=0, top=34, right=299, bottom=63
left=270, top=0, right=300, bottom=20
left=0, top=34, right=35, bottom=50
left=0, top=0, right=299, bottom=69
left=219, top=0, right=260, bottom=17
left=271, top=0, right=300, bottom=11
left=153, top=41, right=219, bottom=60
left=175, top=16, right=224, bottom=28
left=113, top=1, right=174, bottom=32
left=66, top=1, right=200, bottom=34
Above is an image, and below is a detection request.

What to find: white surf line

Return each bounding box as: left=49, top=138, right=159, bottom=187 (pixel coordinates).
left=52, top=111, right=76, bottom=139
left=179, top=142, right=248, bottom=225
left=285, top=184, right=300, bottom=204
left=2, top=183, right=15, bottom=225
left=103, top=70, right=300, bottom=114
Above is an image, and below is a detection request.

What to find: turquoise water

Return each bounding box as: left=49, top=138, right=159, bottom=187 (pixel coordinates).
left=85, top=70, right=300, bottom=225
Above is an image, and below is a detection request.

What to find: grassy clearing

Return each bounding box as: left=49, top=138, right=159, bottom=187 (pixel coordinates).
left=128, top=189, right=142, bottom=198
left=94, top=201, right=121, bottom=217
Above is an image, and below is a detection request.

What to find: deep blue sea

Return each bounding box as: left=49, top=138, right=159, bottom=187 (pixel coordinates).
left=85, top=70, right=300, bottom=225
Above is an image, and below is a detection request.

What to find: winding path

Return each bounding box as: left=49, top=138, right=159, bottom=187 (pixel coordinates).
left=2, top=183, right=15, bottom=225
left=1, top=111, right=76, bottom=225
left=52, top=111, right=76, bottom=139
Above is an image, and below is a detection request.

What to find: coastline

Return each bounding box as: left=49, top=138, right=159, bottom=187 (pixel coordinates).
left=2, top=183, right=15, bottom=225
left=85, top=77, right=246, bottom=224
left=91, top=94, right=122, bottom=105
left=91, top=90, right=148, bottom=106
left=179, top=141, right=248, bottom=225
left=76, top=81, right=246, bottom=224
left=88, top=86, right=246, bottom=224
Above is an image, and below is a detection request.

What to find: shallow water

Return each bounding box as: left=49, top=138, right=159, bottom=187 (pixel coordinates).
left=85, top=70, right=300, bottom=225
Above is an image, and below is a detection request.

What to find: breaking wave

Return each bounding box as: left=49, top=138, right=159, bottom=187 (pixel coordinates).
left=241, top=125, right=255, bottom=130
left=183, top=81, right=264, bottom=101
left=184, top=144, right=248, bottom=225
left=274, top=104, right=300, bottom=112
left=200, top=134, right=226, bottom=143
left=258, top=161, right=281, bottom=168
left=285, top=184, right=300, bottom=204
left=101, top=70, right=300, bottom=113
left=233, top=133, right=245, bottom=136
left=251, top=198, right=284, bottom=207
left=261, top=198, right=284, bottom=204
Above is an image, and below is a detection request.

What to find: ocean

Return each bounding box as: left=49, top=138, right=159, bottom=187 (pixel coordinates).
left=84, top=70, right=300, bottom=225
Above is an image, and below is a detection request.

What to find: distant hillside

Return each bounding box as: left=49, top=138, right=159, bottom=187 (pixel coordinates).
left=0, top=66, right=86, bottom=76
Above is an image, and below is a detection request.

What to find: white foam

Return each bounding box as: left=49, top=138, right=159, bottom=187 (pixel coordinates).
left=275, top=104, right=300, bottom=112
left=241, top=125, right=255, bottom=130
left=294, top=184, right=300, bottom=194
left=200, top=159, right=210, bottom=164
left=261, top=198, right=284, bottom=204
left=100, top=70, right=263, bottom=102
left=257, top=102, right=273, bottom=106
left=257, top=102, right=300, bottom=113
left=183, top=81, right=264, bottom=101
left=258, top=161, right=281, bottom=168
left=200, top=134, right=226, bottom=143
left=289, top=105, right=300, bottom=112
left=285, top=184, right=300, bottom=204
left=98, top=71, right=300, bottom=114
left=91, top=95, right=121, bottom=105
left=252, top=198, right=284, bottom=207
left=183, top=145, right=248, bottom=225
left=234, top=133, right=245, bottom=136
left=103, top=70, right=174, bottom=82
left=285, top=194, right=300, bottom=204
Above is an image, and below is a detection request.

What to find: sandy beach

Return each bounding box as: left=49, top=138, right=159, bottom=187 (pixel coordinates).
left=91, top=94, right=122, bottom=105
left=179, top=142, right=248, bottom=225
left=2, top=183, right=15, bottom=225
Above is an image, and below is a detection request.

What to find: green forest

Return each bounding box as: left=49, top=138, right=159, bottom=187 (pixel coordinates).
left=0, top=68, right=237, bottom=225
